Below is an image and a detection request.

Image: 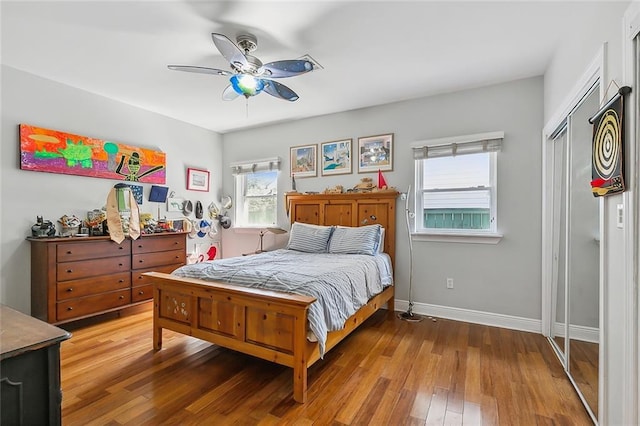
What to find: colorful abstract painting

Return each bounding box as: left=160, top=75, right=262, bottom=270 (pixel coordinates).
left=19, top=124, right=166, bottom=183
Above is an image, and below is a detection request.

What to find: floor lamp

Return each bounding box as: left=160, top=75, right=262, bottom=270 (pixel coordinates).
left=398, top=185, right=424, bottom=322
left=256, top=227, right=287, bottom=253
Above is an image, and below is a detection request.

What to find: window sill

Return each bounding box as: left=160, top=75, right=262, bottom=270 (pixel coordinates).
left=411, top=231, right=503, bottom=244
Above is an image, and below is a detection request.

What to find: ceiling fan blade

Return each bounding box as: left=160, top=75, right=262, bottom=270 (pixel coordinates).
left=262, top=60, right=314, bottom=78
left=167, top=65, right=231, bottom=76
left=222, top=84, right=240, bottom=101
left=212, top=33, right=248, bottom=70
left=263, top=80, right=299, bottom=102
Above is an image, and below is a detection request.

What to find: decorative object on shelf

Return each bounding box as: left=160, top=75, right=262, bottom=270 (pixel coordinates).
left=377, top=169, right=388, bottom=189
left=290, top=144, right=317, bottom=178
left=323, top=185, right=344, bottom=194
left=106, top=183, right=141, bottom=244
left=19, top=124, right=166, bottom=183
left=292, top=174, right=297, bottom=191
left=31, top=216, right=56, bottom=238
left=353, top=177, right=375, bottom=192
left=588, top=85, right=632, bottom=197
left=58, top=214, right=82, bottom=237
left=255, top=227, right=287, bottom=254
left=86, top=209, right=107, bottom=236
left=186, top=168, right=210, bottom=192
left=357, top=133, right=393, bottom=173
left=321, top=139, right=352, bottom=176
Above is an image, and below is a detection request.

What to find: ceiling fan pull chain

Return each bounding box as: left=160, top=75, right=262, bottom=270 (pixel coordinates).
left=246, top=97, right=249, bottom=119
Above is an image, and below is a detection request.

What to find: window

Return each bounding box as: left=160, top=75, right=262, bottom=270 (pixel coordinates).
left=232, top=158, right=280, bottom=228
left=412, top=132, right=503, bottom=241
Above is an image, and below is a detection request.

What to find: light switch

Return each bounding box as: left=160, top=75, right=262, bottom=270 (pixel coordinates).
left=617, top=204, right=624, bottom=229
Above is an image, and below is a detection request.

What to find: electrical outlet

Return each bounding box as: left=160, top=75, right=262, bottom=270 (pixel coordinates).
left=446, top=278, right=454, bottom=289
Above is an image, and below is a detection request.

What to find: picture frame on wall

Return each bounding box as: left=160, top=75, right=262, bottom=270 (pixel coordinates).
left=321, top=139, right=352, bottom=176
left=186, top=168, right=210, bottom=192
left=357, top=133, right=393, bottom=173
left=290, top=144, right=317, bottom=178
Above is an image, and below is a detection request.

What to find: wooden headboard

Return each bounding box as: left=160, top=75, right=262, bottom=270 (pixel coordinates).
left=285, top=191, right=399, bottom=268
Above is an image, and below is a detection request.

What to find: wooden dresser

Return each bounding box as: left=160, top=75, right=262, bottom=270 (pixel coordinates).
left=285, top=191, right=398, bottom=266
left=29, top=232, right=186, bottom=324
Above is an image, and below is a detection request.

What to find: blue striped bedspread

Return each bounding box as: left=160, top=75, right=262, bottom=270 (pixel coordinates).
left=172, top=249, right=393, bottom=357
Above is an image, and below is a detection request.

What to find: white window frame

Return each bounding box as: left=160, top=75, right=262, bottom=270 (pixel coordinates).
left=411, top=132, right=504, bottom=244
left=231, top=157, right=280, bottom=229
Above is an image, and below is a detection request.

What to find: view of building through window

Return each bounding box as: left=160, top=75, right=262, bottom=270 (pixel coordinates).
left=418, top=152, right=494, bottom=231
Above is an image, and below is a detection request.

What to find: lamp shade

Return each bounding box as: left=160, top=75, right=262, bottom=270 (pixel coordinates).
left=230, top=75, right=265, bottom=97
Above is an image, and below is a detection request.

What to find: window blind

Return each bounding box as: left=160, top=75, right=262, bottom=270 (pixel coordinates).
left=411, top=131, right=504, bottom=160
left=230, top=157, right=281, bottom=175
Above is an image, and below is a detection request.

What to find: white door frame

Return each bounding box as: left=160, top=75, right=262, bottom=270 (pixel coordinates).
left=622, top=3, right=639, bottom=425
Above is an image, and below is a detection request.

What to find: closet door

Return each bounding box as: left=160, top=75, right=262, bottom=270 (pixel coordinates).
left=567, top=89, right=601, bottom=420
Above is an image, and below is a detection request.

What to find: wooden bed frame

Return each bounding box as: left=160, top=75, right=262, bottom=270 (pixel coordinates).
left=146, top=191, right=398, bottom=403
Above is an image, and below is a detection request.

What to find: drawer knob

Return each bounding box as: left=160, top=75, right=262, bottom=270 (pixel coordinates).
left=139, top=260, right=144, bottom=263
left=138, top=290, right=144, bottom=295
left=67, top=307, right=73, bottom=311
left=119, top=246, right=124, bottom=250
left=66, top=250, right=72, bottom=254
left=119, top=263, right=123, bottom=266
left=118, top=279, right=124, bottom=283
left=66, top=269, right=73, bottom=273
left=138, top=276, right=143, bottom=280
left=119, top=295, right=124, bottom=299
left=67, top=288, right=73, bottom=292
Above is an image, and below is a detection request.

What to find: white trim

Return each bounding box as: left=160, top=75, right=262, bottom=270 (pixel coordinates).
left=410, top=131, right=504, bottom=148
left=394, top=299, right=541, bottom=333
left=622, top=5, right=639, bottom=425
left=543, top=46, right=604, bottom=138
left=553, top=322, right=599, bottom=344
left=412, top=232, right=502, bottom=244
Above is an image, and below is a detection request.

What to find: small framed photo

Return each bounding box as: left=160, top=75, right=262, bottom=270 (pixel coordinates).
left=167, top=197, right=185, bottom=212
left=187, top=168, right=210, bottom=192
left=358, top=133, right=393, bottom=173
left=290, top=144, right=317, bottom=178
left=321, top=139, right=352, bottom=176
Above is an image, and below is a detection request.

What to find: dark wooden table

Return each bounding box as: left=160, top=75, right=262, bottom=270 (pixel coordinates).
left=1, top=304, right=71, bottom=425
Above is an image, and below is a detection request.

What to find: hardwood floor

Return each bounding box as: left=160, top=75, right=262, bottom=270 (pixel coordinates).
left=60, top=304, right=592, bottom=425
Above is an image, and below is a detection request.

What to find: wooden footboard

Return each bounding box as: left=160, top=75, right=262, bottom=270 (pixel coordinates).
left=145, top=271, right=394, bottom=403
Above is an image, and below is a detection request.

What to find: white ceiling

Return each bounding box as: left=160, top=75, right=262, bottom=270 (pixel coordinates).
left=1, top=1, right=608, bottom=134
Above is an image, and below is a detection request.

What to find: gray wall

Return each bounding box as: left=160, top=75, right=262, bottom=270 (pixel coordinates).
left=222, top=76, right=544, bottom=321
left=0, top=65, right=223, bottom=314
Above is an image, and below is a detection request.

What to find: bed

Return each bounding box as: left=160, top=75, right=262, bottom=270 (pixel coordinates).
left=145, top=191, right=398, bottom=403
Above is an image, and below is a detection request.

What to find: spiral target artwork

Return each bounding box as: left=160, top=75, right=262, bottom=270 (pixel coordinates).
left=590, top=93, right=625, bottom=197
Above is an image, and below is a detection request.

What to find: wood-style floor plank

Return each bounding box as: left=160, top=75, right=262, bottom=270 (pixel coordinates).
left=60, top=304, right=593, bottom=425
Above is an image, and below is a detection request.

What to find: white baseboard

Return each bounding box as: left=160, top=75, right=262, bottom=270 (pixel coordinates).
left=553, top=321, right=599, bottom=344
left=395, top=299, right=542, bottom=334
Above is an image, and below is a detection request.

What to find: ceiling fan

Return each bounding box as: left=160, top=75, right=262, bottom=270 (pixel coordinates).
left=168, top=33, right=314, bottom=102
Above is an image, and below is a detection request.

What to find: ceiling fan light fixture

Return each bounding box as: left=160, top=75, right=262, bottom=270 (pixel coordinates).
left=230, top=74, right=264, bottom=97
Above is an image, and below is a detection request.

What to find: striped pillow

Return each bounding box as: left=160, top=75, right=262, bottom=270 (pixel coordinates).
left=287, top=222, right=334, bottom=253
left=328, top=224, right=381, bottom=255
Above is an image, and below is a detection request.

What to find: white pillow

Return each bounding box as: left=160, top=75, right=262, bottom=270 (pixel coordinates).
left=287, top=222, right=334, bottom=253
left=328, top=224, right=381, bottom=255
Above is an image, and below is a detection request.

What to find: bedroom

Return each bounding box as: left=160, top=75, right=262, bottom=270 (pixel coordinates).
left=0, top=1, right=638, bottom=425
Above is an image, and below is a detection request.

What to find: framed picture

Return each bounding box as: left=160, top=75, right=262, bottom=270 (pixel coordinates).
left=167, top=197, right=185, bottom=212
left=321, top=139, right=352, bottom=176
left=358, top=133, right=393, bottom=173
left=290, top=144, right=317, bottom=178
left=187, top=168, right=210, bottom=192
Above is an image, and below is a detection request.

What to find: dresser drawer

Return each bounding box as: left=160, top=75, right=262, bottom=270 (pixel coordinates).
left=57, top=240, right=130, bottom=262
left=132, top=234, right=186, bottom=254
left=132, top=263, right=183, bottom=287
left=132, top=250, right=184, bottom=270
left=56, top=290, right=131, bottom=321
left=57, top=256, right=129, bottom=282
left=56, top=272, right=130, bottom=300
left=131, top=284, right=154, bottom=302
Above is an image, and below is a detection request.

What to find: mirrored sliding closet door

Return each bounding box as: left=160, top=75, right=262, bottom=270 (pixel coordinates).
left=547, top=84, right=600, bottom=424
